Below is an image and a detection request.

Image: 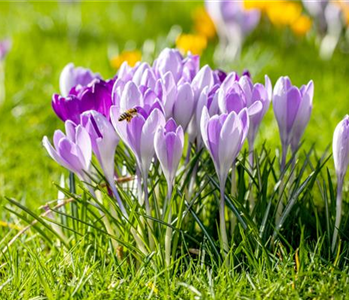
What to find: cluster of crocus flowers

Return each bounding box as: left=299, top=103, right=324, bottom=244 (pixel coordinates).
left=43, top=48, right=317, bottom=257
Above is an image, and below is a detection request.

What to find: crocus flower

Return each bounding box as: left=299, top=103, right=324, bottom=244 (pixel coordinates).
left=52, top=79, right=114, bottom=124
left=332, top=115, right=349, bottom=251
left=59, top=63, right=101, bottom=97
left=239, top=75, right=272, bottom=155
left=154, top=118, right=184, bottom=266
left=154, top=118, right=184, bottom=191
left=153, top=48, right=184, bottom=83
left=80, top=110, right=127, bottom=214
left=272, top=76, right=314, bottom=168
left=111, top=81, right=166, bottom=178
left=201, top=106, right=249, bottom=254
left=0, top=39, right=11, bottom=61
left=152, top=48, right=200, bottom=85
left=42, top=121, right=92, bottom=182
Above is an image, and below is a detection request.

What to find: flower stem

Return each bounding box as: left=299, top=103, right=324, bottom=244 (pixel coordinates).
left=248, top=142, right=255, bottom=213
left=165, top=183, right=173, bottom=267
left=136, top=167, right=143, bottom=205
left=276, top=145, right=288, bottom=224
left=230, top=163, right=236, bottom=198
left=219, top=180, right=229, bottom=262
left=143, top=172, right=154, bottom=251
left=332, top=177, right=343, bottom=253
left=110, top=182, right=128, bottom=218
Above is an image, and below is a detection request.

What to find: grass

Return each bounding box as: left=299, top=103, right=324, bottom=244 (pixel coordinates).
left=1, top=1, right=349, bottom=299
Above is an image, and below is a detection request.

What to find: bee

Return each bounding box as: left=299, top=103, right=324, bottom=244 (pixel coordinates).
left=118, top=107, right=138, bottom=122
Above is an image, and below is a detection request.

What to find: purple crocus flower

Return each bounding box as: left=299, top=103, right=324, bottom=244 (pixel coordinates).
left=52, top=79, right=114, bottom=124
left=80, top=110, right=127, bottom=215
left=239, top=75, right=272, bottom=153
left=273, top=76, right=314, bottom=168
left=153, top=48, right=184, bottom=83
left=154, top=118, right=184, bottom=190
left=332, top=115, right=349, bottom=251
left=201, top=106, right=249, bottom=254
left=0, top=39, right=11, bottom=61
left=153, top=48, right=200, bottom=85
left=154, top=118, right=184, bottom=266
left=181, top=53, right=200, bottom=83
left=42, top=121, right=92, bottom=182
left=192, top=84, right=220, bottom=147
left=59, top=63, right=101, bottom=97
left=172, top=83, right=195, bottom=132
left=111, top=82, right=166, bottom=177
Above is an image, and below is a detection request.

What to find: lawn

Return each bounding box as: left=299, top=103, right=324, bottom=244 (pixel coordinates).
left=1, top=1, right=349, bottom=299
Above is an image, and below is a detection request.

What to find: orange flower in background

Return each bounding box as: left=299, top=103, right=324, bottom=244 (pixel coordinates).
left=266, top=1, right=302, bottom=27
left=176, top=33, right=207, bottom=55
left=110, top=50, right=141, bottom=70
left=192, top=7, right=216, bottom=40
left=291, top=15, right=313, bottom=36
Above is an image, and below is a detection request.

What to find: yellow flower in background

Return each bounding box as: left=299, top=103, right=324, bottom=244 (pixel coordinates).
left=192, top=7, right=216, bottom=40
left=176, top=33, right=207, bottom=55
left=243, top=0, right=270, bottom=12
left=291, top=15, right=313, bottom=36
left=266, top=1, right=302, bottom=27
left=110, top=50, right=142, bottom=70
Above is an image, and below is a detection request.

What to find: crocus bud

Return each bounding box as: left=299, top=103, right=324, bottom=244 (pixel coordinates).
left=172, top=83, right=195, bottom=131
left=240, top=75, right=272, bottom=148
left=153, top=48, right=184, bottom=82
left=333, top=115, right=349, bottom=181
left=80, top=110, right=119, bottom=189
left=154, top=119, right=184, bottom=187
left=59, top=63, right=101, bottom=97
left=191, top=65, right=215, bottom=101
left=181, top=53, right=200, bottom=83
left=42, top=121, right=92, bottom=181
left=273, top=76, right=314, bottom=157
left=200, top=106, right=249, bottom=184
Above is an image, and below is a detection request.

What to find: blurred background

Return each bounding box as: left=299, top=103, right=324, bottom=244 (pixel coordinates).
left=0, top=1, right=349, bottom=208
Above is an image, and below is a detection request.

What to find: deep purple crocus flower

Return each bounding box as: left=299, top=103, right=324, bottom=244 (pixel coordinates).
left=52, top=78, right=115, bottom=124
left=59, top=63, right=101, bottom=97
left=332, top=115, right=349, bottom=251
left=273, top=76, right=314, bottom=168
left=42, top=121, right=92, bottom=182
left=0, top=39, right=11, bottom=61
left=154, top=118, right=184, bottom=190
left=201, top=106, right=249, bottom=254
